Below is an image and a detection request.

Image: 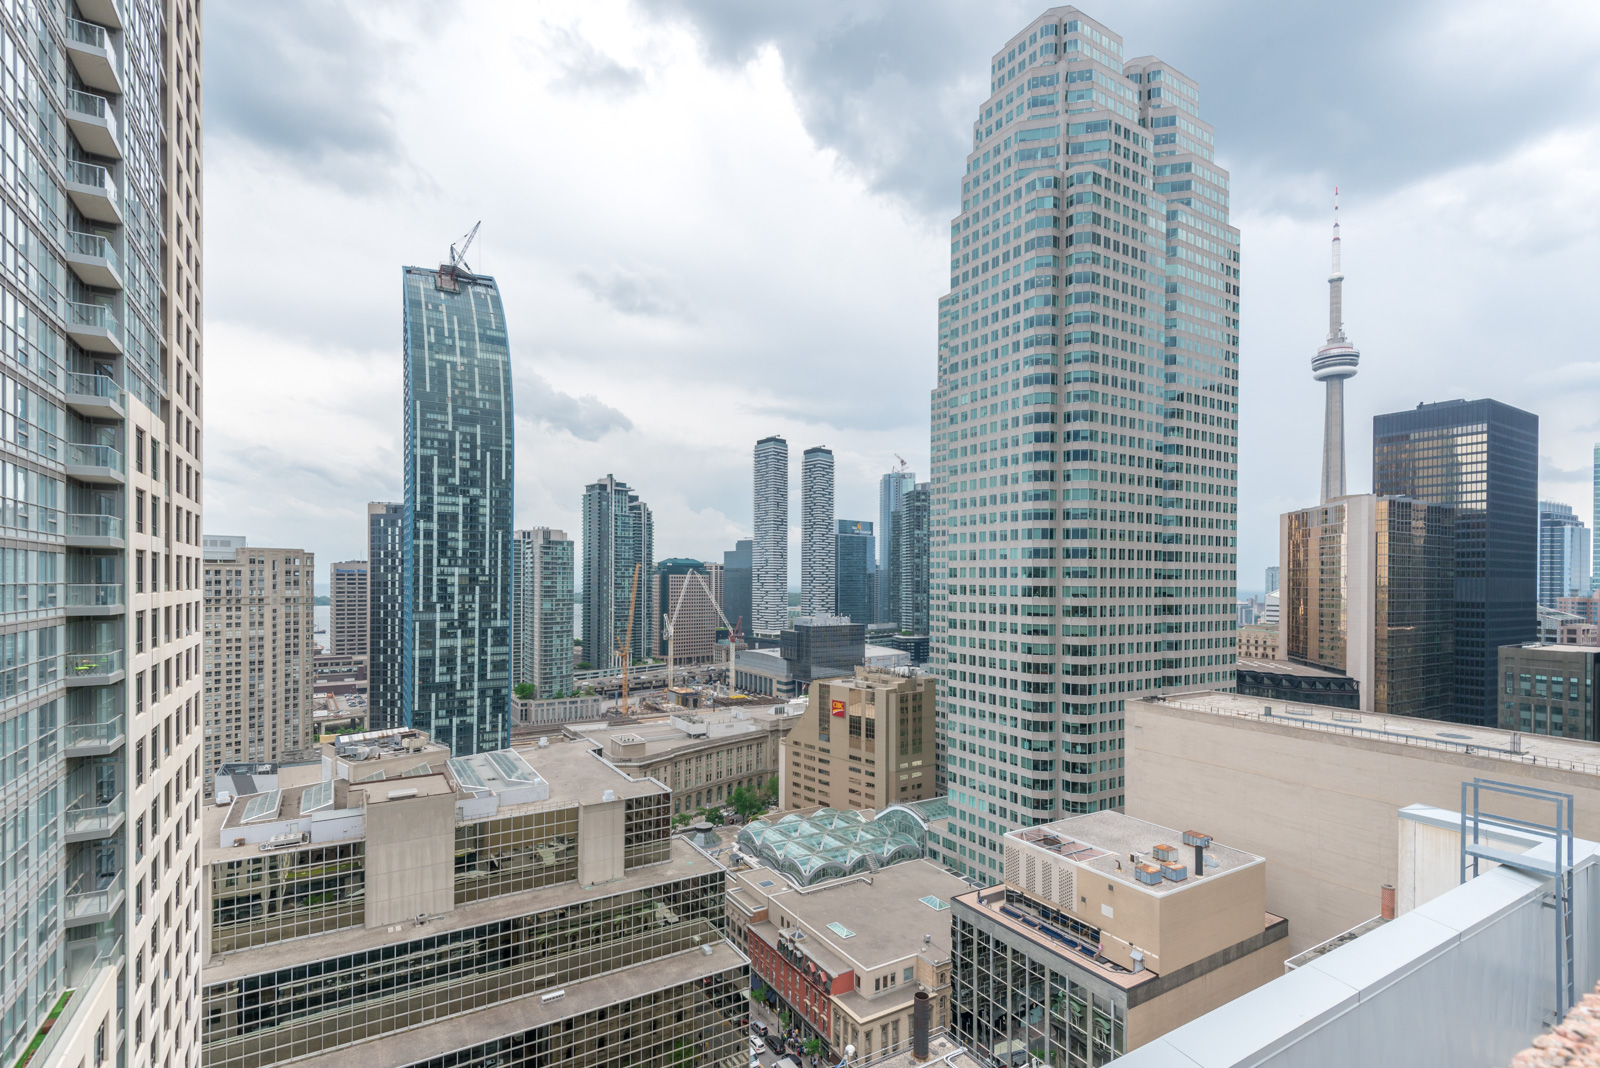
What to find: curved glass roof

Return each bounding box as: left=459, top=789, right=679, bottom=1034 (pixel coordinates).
left=735, top=805, right=938, bottom=887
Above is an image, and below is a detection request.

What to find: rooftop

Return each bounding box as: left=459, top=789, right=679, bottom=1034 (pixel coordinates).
left=1009, top=810, right=1260, bottom=895
left=1235, top=657, right=1349, bottom=679
left=1510, top=641, right=1600, bottom=653
left=568, top=704, right=801, bottom=760
left=1143, top=690, right=1600, bottom=777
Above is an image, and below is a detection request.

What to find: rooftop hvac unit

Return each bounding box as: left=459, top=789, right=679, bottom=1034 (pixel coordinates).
left=386, top=788, right=418, bottom=800
left=1160, top=862, right=1188, bottom=882
left=260, top=832, right=308, bottom=852
left=1134, top=863, right=1163, bottom=886
left=540, top=990, right=565, bottom=1003
left=1181, top=831, right=1212, bottom=848
left=1151, top=844, right=1180, bottom=863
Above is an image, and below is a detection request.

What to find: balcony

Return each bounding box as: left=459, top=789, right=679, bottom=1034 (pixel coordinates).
left=64, top=871, right=124, bottom=926
left=63, top=160, right=120, bottom=224
left=65, top=648, right=123, bottom=687
left=64, top=231, right=122, bottom=290
left=64, top=301, right=121, bottom=354
left=65, top=443, right=124, bottom=484
left=65, top=512, right=125, bottom=549
left=64, top=90, right=120, bottom=158
left=63, top=18, right=121, bottom=94
left=62, top=714, right=125, bottom=756
left=64, top=933, right=124, bottom=990
left=66, top=583, right=123, bottom=617
left=64, top=371, right=124, bottom=419
left=64, top=792, right=124, bottom=843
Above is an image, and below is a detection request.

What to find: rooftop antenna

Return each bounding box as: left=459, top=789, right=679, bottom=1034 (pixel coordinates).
left=449, top=221, right=481, bottom=273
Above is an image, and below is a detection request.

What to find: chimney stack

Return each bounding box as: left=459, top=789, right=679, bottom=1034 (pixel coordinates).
left=912, top=991, right=931, bottom=1060
left=1380, top=883, right=1395, bottom=921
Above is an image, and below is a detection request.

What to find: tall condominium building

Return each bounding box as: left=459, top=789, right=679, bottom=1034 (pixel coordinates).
left=801, top=446, right=836, bottom=615
left=835, top=519, right=876, bottom=624
left=581, top=474, right=653, bottom=669
left=878, top=468, right=918, bottom=622
left=0, top=5, right=207, bottom=1068
left=1373, top=399, right=1537, bottom=726
left=366, top=501, right=404, bottom=729
left=722, top=537, right=753, bottom=636
left=202, top=540, right=317, bottom=778
left=933, top=8, right=1240, bottom=879
left=1264, top=564, right=1279, bottom=594
left=327, top=559, right=368, bottom=655
left=892, top=482, right=933, bottom=634
left=511, top=527, right=574, bottom=699
left=401, top=260, right=515, bottom=756
left=1278, top=495, right=1455, bottom=719
left=654, top=557, right=723, bottom=665
left=753, top=435, right=789, bottom=636
left=1537, top=501, right=1590, bottom=607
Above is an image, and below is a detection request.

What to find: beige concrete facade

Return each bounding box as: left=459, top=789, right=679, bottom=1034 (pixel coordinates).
left=1237, top=623, right=1277, bottom=659
left=1126, top=691, right=1600, bottom=953
left=781, top=667, right=937, bottom=811
left=328, top=560, right=369, bottom=656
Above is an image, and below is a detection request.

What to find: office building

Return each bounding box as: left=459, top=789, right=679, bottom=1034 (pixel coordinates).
left=1234, top=657, right=1359, bottom=709
left=952, top=813, right=1287, bottom=1063
left=511, top=527, right=574, bottom=700
left=401, top=260, right=514, bottom=756
left=1373, top=398, right=1538, bottom=726
left=580, top=474, right=653, bottom=670
left=1236, top=623, right=1276, bottom=659
left=723, top=537, right=754, bottom=636
left=779, top=666, right=937, bottom=811
left=1279, top=494, right=1455, bottom=719
left=203, top=540, right=317, bottom=780
left=836, top=519, right=876, bottom=623
left=570, top=703, right=799, bottom=814
left=1497, top=642, right=1600, bottom=740
left=1123, top=688, right=1600, bottom=953
left=0, top=7, right=208, bottom=1068
left=509, top=693, right=604, bottom=729
left=1312, top=195, right=1360, bottom=503
left=1263, top=564, right=1278, bottom=594
left=734, top=616, right=869, bottom=698
left=654, top=557, right=722, bottom=666
left=932, top=9, right=1240, bottom=878
left=802, top=446, right=836, bottom=615
left=891, top=482, right=931, bottom=634
left=366, top=501, right=404, bottom=730
left=1557, top=593, right=1600, bottom=626
left=1539, top=500, right=1590, bottom=606
left=879, top=469, right=918, bottom=622
left=199, top=730, right=747, bottom=1068
left=327, top=559, right=368, bottom=656
left=753, top=435, right=789, bottom=637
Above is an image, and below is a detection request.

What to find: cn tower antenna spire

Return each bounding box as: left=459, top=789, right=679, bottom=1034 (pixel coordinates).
left=1312, top=187, right=1360, bottom=503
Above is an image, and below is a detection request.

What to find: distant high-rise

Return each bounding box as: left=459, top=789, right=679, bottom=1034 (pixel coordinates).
left=1265, top=565, right=1280, bottom=594
left=878, top=469, right=917, bottom=621
left=367, top=502, right=405, bottom=730
left=1539, top=502, right=1591, bottom=607
left=513, top=528, right=575, bottom=699
left=1313, top=194, right=1360, bottom=503
left=892, top=483, right=932, bottom=634
left=1374, top=399, right=1538, bottom=726
left=1593, top=445, right=1600, bottom=592
left=329, top=559, right=370, bottom=655
left=401, top=259, right=515, bottom=756
left=723, top=538, right=754, bottom=637
left=753, top=436, right=789, bottom=636
left=655, top=559, right=722, bottom=665
left=801, top=446, right=836, bottom=614
left=582, top=475, right=654, bottom=669
left=835, top=520, right=876, bottom=624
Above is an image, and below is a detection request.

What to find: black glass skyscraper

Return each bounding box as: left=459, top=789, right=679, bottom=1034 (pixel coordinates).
left=367, top=501, right=405, bottom=730
left=722, top=539, right=753, bottom=637
left=1373, top=399, right=1537, bottom=726
left=834, top=520, right=875, bottom=624
left=401, top=262, right=515, bottom=755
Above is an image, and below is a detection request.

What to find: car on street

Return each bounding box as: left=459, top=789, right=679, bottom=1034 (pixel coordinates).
left=750, top=1037, right=767, bottom=1055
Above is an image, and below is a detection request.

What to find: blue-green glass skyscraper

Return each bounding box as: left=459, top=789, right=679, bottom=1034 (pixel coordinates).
left=402, top=261, right=515, bottom=755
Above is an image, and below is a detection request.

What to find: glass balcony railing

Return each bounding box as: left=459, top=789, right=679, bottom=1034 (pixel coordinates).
left=64, top=160, right=118, bottom=204
left=65, top=513, right=124, bottom=540
left=64, top=17, right=109, bottom=49
left=65, top=871, right=123, bottom=923
left=65, top=933, right=123, bottom=988
left=62, top=714, right=123, bottom=750
left=66, top=648, right=122, bottom=678
left=65, top=371, right=124, bottom=406
left=67, top=302, right=121, bottom=340
left=66, top=583, right=122, bottom=609
left=67, top=231, right=121, bottom=274
left=64, top=791, right=123, bottom=838
left=65, top=442, right=124, bottom=473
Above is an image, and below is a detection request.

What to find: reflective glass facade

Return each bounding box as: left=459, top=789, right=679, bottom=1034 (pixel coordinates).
left=1372, top=497, right=1455, bottom=720
left=580, top=475, right=652, bottom=670
left=511, top=527, right=574, bottom=699
left=835, top=520, right=875, bottom=624
left=367, top=502, right=404, bottom=729
left=401, top=267, right=514, bottom=755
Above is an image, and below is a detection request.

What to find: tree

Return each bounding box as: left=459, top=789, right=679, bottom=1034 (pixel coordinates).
left=672, top=812, right=693, bottom=828
left=513, top=682, right=536, bottom=700
left=803, top=1038, right=823, bottom=1056
left=762, top=775, right=780, bottom=800
left=728, top=786, right=764, bottom=820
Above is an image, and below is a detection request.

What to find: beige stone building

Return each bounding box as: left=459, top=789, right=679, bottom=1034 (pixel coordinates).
left=1236, top=623, right=1277, bottom=659
left=327, top=559, right=368, bottom=655
left=203, top=541, right=316, bottom=783
left=1125, top=690, right=1600, bottom=953
left=781, top=667, right=937, bottom=812
left=952, top=811, right=1287, bottom=1062
left=571, top=704, right=800, bottom=815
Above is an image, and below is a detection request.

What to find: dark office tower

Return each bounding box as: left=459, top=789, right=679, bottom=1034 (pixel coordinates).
left=892, top=483, right=932, bottom=634
left=582, top=475, right=655, bottom=670
left=723, top=538, right=754, bottom=637
left=368, top=502, right=405, bottom=729
left=878, top=469, right=917, bottom=622
left=1373, top=399, right=1538, bottom=726
left=401, top=260, right=515, bottom=756
left=835, top=520, right=876, bottom=623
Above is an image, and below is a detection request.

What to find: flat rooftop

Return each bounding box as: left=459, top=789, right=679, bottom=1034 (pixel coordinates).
left=1011, top=811, right=1260, bottom=895
left=204, top=836, right=714, bottom=981
left=1235, top=657, right=1350, bottom=679
left=284, top=938, right=747, bottom=1068
left=1144, top=690, right=1600, bottom=776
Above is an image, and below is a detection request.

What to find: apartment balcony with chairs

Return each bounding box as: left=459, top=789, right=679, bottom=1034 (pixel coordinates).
left=65, top=647, right=123, bottom=687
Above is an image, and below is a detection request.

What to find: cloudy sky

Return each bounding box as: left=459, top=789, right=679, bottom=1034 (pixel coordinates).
left=203, top=0, right=1600, bottom=594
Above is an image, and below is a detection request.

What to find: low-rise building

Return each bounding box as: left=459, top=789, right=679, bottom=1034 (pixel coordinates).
left=951, top=812, right=1287, bottom=1064
left=200, top=729, right=748, bottom=1068
left=312, top=651, right=368, bottom=697
left=1234, top=656, right=1359, bottom=710
left=1497, top=642, right=1600, bottom=740
left=1235, top=623, right=1277, bottom=660
left=510, top=692, right=604, bottom=728
left=781, top=667, right=938, bottom=812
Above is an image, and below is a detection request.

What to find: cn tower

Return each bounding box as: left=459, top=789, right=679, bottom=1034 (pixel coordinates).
left=1312, top=190, right=1360, bottom=502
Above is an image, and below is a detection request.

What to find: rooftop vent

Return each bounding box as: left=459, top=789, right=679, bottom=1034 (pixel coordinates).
left=602, top=789, right=616, bottom=802
left=538, top=736, right=549, bottom=748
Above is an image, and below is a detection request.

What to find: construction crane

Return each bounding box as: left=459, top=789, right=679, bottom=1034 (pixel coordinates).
left=614, top=563, right=641, bottom=716
left=449, top=221, right=481, bottom=272
left=893, top=453, right=909, bottom=473
left=663, top=570, right=741, bottom=696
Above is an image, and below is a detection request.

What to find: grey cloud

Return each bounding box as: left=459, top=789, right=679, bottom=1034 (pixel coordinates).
left=543, top=25, right=646, bottom=96
left=209, top=443, right=400, bottom=506
left=1542, top=456, right=1590, bottom=482
left=575, top=267, right=692, bottom=320
left=516, top=372, right=634, bottom=441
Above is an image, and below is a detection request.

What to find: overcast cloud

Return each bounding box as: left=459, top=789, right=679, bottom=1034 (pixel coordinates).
left=203, top=0, right=1600, bottom=591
